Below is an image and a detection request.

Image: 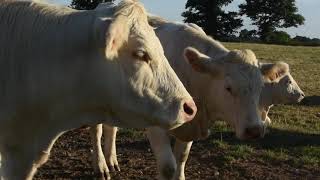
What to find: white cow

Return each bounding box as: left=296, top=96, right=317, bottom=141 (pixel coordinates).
left=157, top=62, right=306, bottom=180
left=259, top=62, right=305, bottom=124
left=147, top=61, right=305, bottom=180
left=0, top=1, right=197, bottom=179
left=93, top=62, right=305, bottom=180
left=91, top=14, right=266, bottom=179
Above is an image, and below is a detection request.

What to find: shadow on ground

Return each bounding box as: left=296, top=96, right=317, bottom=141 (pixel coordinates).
left=35, top=127, right=320, bottom=180
left=204, top=127, right=320, bottom=149
left=300, top=95, right=320, bottom=106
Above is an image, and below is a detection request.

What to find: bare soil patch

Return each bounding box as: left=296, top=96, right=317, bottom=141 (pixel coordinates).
left=35, top=128, right=320, bottom=180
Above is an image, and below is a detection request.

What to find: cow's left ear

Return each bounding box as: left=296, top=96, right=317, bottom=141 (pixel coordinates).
left=260, top=62, right=289, bottom=81
left=105, top=16, right=129, bottom=59
left=184, top=47, right=211, bottom=73
left=148, top=15, right=168, bottom=28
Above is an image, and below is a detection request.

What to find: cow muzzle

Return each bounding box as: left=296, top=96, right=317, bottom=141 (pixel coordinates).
left=297, top=92, right=305, bottom=102
left=243, top=125, right=265, bottom=140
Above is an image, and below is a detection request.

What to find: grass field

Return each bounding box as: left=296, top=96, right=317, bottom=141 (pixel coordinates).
left=36, top=43, right=320, bottom=179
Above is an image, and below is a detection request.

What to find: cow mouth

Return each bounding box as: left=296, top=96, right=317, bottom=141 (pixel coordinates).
left=297, top=95, right=305, bottom=102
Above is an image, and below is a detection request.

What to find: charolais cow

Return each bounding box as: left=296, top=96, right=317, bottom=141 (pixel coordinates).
left=259, top=62, right=304, bottom=124
left=158, top=61, right=306, bottom=180
left=90, top=12, right=265, bottom=180
left=147, top=61, right=305, bottom=180
left=92, top=59, right=305, bottom=179
left=145, top=61, right=305, bottom=180
left=0, top=1, right=197, bottom=179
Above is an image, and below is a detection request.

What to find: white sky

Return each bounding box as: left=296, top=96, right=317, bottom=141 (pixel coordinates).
left=49, top=0, right=320, bottom=38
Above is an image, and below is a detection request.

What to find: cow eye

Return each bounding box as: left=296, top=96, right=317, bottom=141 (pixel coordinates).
left=287, top=80, right=292, bottom=84
left=225, top=86, right=232, bottom=94
left=133, top=50, right=151, bottom=63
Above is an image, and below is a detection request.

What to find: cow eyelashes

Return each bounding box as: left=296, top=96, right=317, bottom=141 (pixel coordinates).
left=133, top=50, right=151, bottom=63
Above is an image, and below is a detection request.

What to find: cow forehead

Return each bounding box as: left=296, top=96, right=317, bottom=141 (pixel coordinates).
left=114, top=0, right=154, bottom=43
left=130, top=25, right=164, bottom=53
left=227, top=64, right=263, bottom=90
left=281, top=74, right=291, bottom=80
left=224, top=49, right=259, bottom=67
left=220, top=49, right=261, bottom=87
left=279, top=73, right=295, bottom=83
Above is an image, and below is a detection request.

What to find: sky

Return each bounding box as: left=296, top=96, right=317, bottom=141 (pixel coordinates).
left=50, top=0, right=320, bottom=38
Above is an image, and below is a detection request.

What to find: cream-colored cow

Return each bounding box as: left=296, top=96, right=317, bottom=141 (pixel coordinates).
left=0, top=1, right=197, bottom=179
left=146, top=61, right=305, bottom=180
left=156, top=62, right=305, bottom=180
left=94, top=63, right=304, bottom=180
left=259, top=62, right=304, bottom=124
left=91, top=12, right=265, bottom=179
left=92, top=15, right=305, bottom=180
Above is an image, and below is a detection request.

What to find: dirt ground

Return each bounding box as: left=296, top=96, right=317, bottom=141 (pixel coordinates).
left=34, top=128, right=320, bottom=180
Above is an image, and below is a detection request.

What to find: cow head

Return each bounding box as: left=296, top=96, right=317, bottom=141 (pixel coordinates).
left=260, top=62, right=305, bottom=104
left=171, top=47, right=265, bottom=141
left=93, top=0, right=196, bottom=129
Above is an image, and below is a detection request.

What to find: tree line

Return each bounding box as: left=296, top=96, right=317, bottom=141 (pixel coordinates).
left=70, top=0, right=320, bottom=46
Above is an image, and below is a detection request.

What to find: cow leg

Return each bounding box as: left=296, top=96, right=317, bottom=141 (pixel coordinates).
left=0, top=132, right=61, bottom=180
left=265, top=116, right=271, bottom=124
left=103, top=124, right=120, bottom=171
left=265, top=107, right=272, bottom=124
left=90, top=124, right=110, bottom=180
left=0, top=148, right=35, bottom=180
left=261, top=107, right=271, bottom=125
left=147, top=127, right=176, bottom=180
left=0, top=143, right=53, bottom=180
left=173, top=140, right=193, bottom=180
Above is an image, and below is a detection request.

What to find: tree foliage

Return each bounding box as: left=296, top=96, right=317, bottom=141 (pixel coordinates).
left=70, top=0, right=113, bottom=10
left=291, top=36, right=320, bottom=46
left=265, top=31, right=291, bottom=44
left=182, top=0, right=243, bottom=39
left=239, top=0, right=305, bottom=41
left=239, top=29, right=258, bottom=41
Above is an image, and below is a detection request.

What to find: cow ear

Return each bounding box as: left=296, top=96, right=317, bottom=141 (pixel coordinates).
left=105, top=16, right=129, bottom=59
left=184, top=47, right=212, bottom=73
left=260, top=62, right=289, bottom=81
left=184, top=47, right=223, bottom=77
left=148, top=15, right=167, bottom=28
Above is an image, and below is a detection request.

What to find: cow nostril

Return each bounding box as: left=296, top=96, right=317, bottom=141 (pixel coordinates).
left=301, top=93, right=305, bottom=97
left=244, top=127, right=261, bottom=139
left=183, top=103, right=194, bottom=116
left=182, top=100, right=197, bottom=122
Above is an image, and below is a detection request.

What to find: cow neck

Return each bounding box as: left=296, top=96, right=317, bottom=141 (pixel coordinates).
left=4, top=5, right=98, bottom=58
left=260, top=82, right=278, bottom=107
left=39, top=11, right=98, bottom=56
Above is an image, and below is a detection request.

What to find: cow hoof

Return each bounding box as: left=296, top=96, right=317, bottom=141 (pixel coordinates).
left=93, top=158, right=110, bottom=180
left=106, top=154, right=120, bottom=172
left=158, top=165, right=176, bottom=180
left=173, top=170, right=185, bottom=180
left=174, top=175, right=185, bottom=180
left=103, top=170, right=111, bottom=180
left=95, top=171, right=111, bottom=180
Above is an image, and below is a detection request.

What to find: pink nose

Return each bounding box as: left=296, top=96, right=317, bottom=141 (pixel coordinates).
left=182, top=100, right=197, bottom=122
